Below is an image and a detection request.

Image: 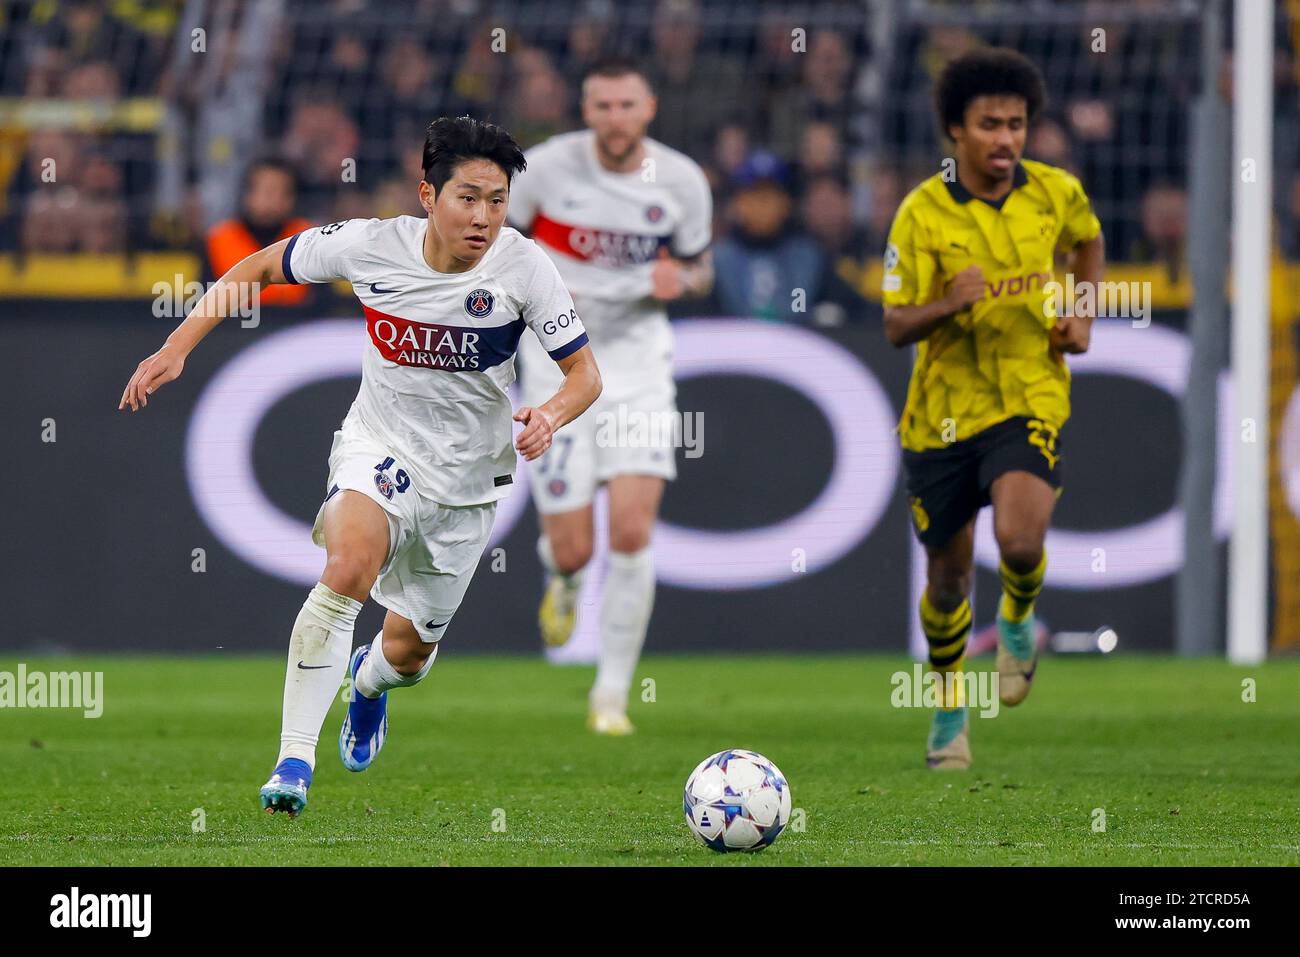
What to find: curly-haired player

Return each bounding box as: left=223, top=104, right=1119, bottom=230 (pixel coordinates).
left=882, top=48, right=1105, bottom=769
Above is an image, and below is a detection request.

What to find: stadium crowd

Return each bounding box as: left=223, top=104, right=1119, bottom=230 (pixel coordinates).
left=3, top=0, right=1300, bottom=321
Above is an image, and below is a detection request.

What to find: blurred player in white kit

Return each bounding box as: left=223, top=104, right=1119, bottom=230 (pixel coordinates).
left=508, top=57, right=714, bottom=734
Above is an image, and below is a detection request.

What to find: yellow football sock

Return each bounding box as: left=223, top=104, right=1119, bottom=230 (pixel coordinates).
left=920, top=592, right=972, bottom=709
left=999, top=552, right=1047, bottom=623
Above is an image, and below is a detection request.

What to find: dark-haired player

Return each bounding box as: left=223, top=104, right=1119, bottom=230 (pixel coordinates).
left=881, top=49, right=1105, bottom=769
left=508, top=57, right=713, bottom=735
left=119, top=117, right=603, bottom=814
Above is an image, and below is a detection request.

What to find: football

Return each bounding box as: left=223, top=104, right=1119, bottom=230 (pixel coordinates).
left=682, top=749, right=792, bottom=852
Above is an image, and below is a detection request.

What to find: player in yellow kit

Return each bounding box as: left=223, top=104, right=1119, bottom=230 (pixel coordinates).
left=881, top=49, right=1105, bottom=769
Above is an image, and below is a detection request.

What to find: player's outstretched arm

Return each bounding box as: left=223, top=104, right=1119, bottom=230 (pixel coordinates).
left=883, top=265, right=986, bottom=348
left=513, top=344, right=602, bottom=461
left=118, top=237, right=294, bottom=412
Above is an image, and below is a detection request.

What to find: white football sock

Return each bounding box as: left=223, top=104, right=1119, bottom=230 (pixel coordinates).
left=538, top=535, right=587, bottom=589
left=276, top=582, right=363, bottom=769
left=354, top=630, right=438, bottom=698
left=592, top=545, right=655, bottom=708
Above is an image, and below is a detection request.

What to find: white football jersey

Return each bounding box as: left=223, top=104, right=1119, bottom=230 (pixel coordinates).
left=507, top=129, right=712, bottom=360
left=284, top=215, right=588, bottom=506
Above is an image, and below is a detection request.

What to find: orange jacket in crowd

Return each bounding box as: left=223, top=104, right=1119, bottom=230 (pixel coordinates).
left=207, top=217, right=314, bottom=306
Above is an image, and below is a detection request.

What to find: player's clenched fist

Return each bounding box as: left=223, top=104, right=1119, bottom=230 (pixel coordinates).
left=650, top=247, right=685, bottom=301
left=118, top=344, right=186, bottom=412
left=1049, top=313, right=1091, bottom=355
left=513, top=406, right=557, bottom=461
left=944, top=265, right=987, bottom=311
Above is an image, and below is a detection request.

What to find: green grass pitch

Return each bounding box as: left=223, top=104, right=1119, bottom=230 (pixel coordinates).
left=2, top=654, right=1297, bottom=866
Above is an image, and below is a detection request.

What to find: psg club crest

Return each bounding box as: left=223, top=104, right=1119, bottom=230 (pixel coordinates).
left=465, top=288, right=495, bottom=318
left=374, top=471, right=396, bottom=500
left=645, top=204, right=665, bottom=223
left=548, top=478, right=568, bottom=498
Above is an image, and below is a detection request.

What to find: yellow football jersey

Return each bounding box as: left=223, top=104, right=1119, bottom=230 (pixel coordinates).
left=882, top=159, right=1101, bottom=451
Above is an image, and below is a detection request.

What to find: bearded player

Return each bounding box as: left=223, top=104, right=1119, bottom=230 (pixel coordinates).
left=507, top=57, right=714, bottom=735
left=119, top=117, right=602, bottom=815
left=882, top=49, right=1105, bottom=769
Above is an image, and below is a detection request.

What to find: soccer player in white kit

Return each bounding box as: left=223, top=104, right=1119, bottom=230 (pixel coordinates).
left=508, top=58, right=714, bottom=734
left=118, top=117, right=602, bottom=816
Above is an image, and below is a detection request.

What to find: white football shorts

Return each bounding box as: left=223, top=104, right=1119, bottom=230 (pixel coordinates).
left=520, top=356, right=677, bottom=515
left=311, top=427, right=497, bottom=644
